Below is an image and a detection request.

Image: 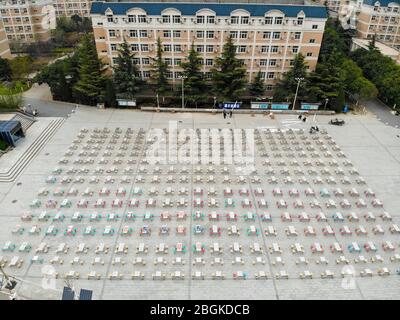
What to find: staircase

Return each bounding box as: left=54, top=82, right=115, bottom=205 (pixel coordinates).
left=11, top=113, right=36, bottom=133
left=0, top=118, right=65, bottom=182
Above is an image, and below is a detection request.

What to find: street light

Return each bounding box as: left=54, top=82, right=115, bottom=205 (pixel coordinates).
left=181, top=75, right=187, bottom=109
left=324, top=98, right=329, bottom=111
left=292, top=77, right=304, bottom=111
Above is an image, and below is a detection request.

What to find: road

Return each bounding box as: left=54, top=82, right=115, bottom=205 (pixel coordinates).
left=363, top=98, right=400, bottom=128
left=22, top=97, right=76, bottom=118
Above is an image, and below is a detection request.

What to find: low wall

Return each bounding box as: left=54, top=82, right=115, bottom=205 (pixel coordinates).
left=141, top=106, right=335, bottom=115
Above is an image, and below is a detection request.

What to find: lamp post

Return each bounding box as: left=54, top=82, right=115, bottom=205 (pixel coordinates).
left=324, top=98, right=329, bottom=111
left=292, top=77, right=304, bottom=111
left=181, top=75, right=187, bottom=109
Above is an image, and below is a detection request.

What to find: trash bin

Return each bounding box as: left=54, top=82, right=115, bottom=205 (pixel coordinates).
left=343, top=105, right=349, bottom=113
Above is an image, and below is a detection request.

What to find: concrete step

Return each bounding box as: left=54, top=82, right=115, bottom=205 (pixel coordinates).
left=0, top=118, right=65, bottom=182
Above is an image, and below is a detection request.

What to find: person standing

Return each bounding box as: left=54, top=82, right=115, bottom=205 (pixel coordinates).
left=229, top=109, right=233, bottom=118
left=223, top=109, right=226, bottom=119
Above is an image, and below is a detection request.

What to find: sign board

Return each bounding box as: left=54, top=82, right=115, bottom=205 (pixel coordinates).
left=117, top=99, right=137, bottom=107
left=251, top=102, right=269, bottom=109
left=271, top=103, right=290, bottom=110
left=301, top=103, right=320, bottom=110
left=221, top=102, right=242, bottom=109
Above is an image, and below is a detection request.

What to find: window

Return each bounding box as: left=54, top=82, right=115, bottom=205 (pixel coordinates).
left=197, top=15, right=205, bottom=24
left=206, top=45, right=214, bottom=52
left=306, top=52, right=312, bottom=57
left=196, top=30, right=204, bottom=38
left=275, top=17, right=283, bottom=25
left=162, top=15, right=170, bottom=23
left=237, top=45, right=247, bottom=53
left=292, top=46, right=299, bottom=53
left=266, top=72, right=275, bottom=79
left=261, top=46, right=269, bottom=53
left=142, top=71, right=151, bottom=79
left=172, top=15, right=181, bottom=23
left=241, top=16, right=249, bottom=24
left=294, top=32, right=301, bottom=40
left=265, top=17, right=273, bottom=24
left=203, top=72, right=212, bottom=80
left=110, top=44, right=117, bottom=51
left=230, top=16, right=239, bottom=24
left=240, top=31, right=248, bottom=39
left=129, top=30, right=137, bottom=37
left=174, top=59, right=182, bottom=66
left=128, top=15, right=136, bottom=23
left=141, top=44, right=149, bottom=51
left=297, top=17, right=304, bottom=25
left=139, top=30, right=148, bottom=37
left=132, top=58, right=140, bottom=65
left=107, top=15, right=113, bottom=22
left=174, top=45, right=182, bottom=52
left=273, top=32, right=281, bottom=39
left=138, top=15, right=146, bottom=23
left=165, top=58, right=172, bottom=66
left=230, top=31, right=238, bottom=39
left=263, top=32, right=271, bottom=39
left=196, top=45, right=204, bottom=52
left=309, top=39, right=316, bottom=43
left=269, top=59, right=277, bottom=66
left=131, top=44, right=139, bottom=51
left=142, top=58, right=150, bottom=65
left=163, top=30, right=171, bottom=37
left=271, top=46, right=279, bottom=53
left=259, top=59, right=268, bottom=66
left=206, top=31, right=214, bottom=38
left=173, top=30, right=181, bottom=38
left=266, top=85, right=273, bottom=91
left=312, top=24, right=318, bottom=29
left=207, top=16, right=215, bottom=24
left=109, top=30, right=116, bottom=37
left=166, top=71, right=173, bottom=79
left=205, top=59, right=213, bottom=66
left=164, top=44, right=172, bottom=52
left=112, top=58, right=118, bottom=64
left=174, top=72, right=182, bottom=79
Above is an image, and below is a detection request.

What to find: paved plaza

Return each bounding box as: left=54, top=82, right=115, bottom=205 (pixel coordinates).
left=0, top=107, right=399, bottom=300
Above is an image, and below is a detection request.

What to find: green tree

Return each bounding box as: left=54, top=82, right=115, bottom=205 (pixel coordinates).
left=113, top=39, right=140, bottom=99
left=273, top=53, right=308, bottom=102
left=104, top=78, right=117, bottom=108
left=35, top=55, right=78, bottom=102
left=73, top=34, right=106, bottom=105
left=180, top=43, right=206, bottom=107
left=211, top=36, right=247, bottom=100
left=9, top=56, right=33, bottom=79
left=151, top=37, right=169, bottom=99
left=0, top=57, right=11, bottom=81
left=249, top=70, right=265, bottom=97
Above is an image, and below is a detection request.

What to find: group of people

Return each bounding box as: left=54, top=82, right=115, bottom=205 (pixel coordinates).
left=223, top=109, right=233, bottom=119
left=309, top=126, right=319, bottom=133
left=298, top=114, right=307, bottom=122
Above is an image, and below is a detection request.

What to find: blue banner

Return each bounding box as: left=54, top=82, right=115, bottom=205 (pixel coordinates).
left=271, top=103, right=290, bottom=110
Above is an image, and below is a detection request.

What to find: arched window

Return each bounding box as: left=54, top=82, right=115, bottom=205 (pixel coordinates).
left=195, top=8, right=216, bottom=24
left=230, top=9, right=250, bottom=25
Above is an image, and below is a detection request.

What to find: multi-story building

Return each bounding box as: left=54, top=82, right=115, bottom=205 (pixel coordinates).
left=0, top=0, right=56, bottom=44
left=352, top=36, right=400, bottom=63
left=0, top=17, right=11, bottom=57
left=353, top=0, right=400, bottom=50
left=53, top=0, right=92, bottom=17
left=91, top=1, right=327, bottom=90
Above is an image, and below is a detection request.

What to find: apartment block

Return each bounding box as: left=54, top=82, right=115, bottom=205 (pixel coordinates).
left=0, top=17, right=11, bottom=57
left=53, top=0, right=92, bottom=17
left=0, top=0, right=56, bottom=44
left=336, top=0, right=400, bottom=50
left=91, top=1, right=327, bottom=89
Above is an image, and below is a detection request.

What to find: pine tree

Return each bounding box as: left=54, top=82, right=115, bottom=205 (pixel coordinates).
left=0, top=57, right=11, bottom=81
left=181, top=43, right=206, bottom=107
left=249, top=70, right=265, bottom=97
left=273, top=53, right=308, bottom=102
left=151, top=37, right=169, bottom=99
left=211, top=36, right=247, bottom=100
left=113, top=39, right=140, bottom=99
left=73, top=34, right=106, bottom=106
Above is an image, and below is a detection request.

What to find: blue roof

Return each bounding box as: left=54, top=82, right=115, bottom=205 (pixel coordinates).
left=91, top=1, right=327, bottom=18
